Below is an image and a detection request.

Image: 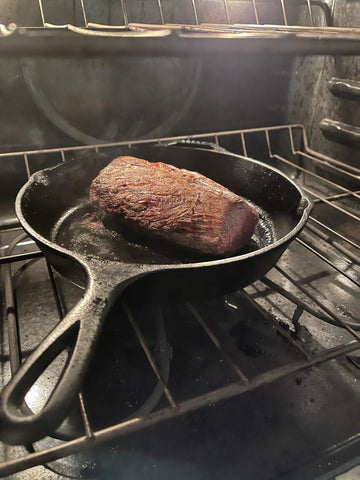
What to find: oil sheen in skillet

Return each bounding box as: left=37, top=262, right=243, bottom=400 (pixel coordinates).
left=52, top=199, right=276, bottom=265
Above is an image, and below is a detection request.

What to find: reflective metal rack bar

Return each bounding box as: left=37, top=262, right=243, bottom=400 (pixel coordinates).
left=0, top=0, right=360, bottom=56
left=0, top=123, right=359, bottom=477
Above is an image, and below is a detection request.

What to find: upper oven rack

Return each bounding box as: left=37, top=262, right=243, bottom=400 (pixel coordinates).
left=1, top=0, right=360, bottom=56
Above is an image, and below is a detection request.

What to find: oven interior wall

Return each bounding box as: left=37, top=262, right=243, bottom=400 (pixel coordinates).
left=0, top=1, right=358, bottom=173
left=0, top=0, right=330, bottom=156
left=0, top=55, right=293, bottom=152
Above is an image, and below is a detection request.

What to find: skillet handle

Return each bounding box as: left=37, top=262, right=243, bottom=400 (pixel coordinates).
left=0, top=279, right=117, bottom=445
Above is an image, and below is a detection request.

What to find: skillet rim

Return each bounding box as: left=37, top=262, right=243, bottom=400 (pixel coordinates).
left=15, top=147, right=313, bottom=272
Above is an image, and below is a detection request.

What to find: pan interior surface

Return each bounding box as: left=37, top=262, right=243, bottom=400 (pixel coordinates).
left=51, top=200, right=276, bottom=265
left=20, top=145, right=305, bottom=269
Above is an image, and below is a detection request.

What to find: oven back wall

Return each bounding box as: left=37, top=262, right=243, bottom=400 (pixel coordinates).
left=0, top=54, right=292, bottom=153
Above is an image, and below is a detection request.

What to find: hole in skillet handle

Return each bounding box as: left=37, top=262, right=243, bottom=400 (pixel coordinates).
left=0, top=262, right=148, bottom=445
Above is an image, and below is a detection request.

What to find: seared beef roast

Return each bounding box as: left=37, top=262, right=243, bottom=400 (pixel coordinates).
left=90, top=156, right=259, bottom=255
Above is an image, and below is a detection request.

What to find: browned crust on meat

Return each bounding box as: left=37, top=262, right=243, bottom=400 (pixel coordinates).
left=90, top=156, right=259, bottom=255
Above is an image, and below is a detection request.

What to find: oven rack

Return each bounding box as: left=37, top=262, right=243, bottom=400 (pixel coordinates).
left=0, top=0, right=342, bottom=28
left=0, top=123, right=359, bottom=477
left=1, top=0, right=360, bottom=56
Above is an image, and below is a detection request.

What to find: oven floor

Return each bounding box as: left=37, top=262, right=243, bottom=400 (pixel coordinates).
left=0, top=365, right=359, bottom=480
left=0, top=229, right=359, bottom=480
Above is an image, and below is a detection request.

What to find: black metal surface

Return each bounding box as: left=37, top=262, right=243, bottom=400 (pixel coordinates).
left=0, top=143, right=311, bottom=445
left=0, top=132, right=358, bottom=479
left=0, top=245, right=358, bottom=480
left=329, top=77, right=360, bottom=100
left=1, top=29, right=360, bottom=57
left=0, top=247, right=173, bottom=479
left=288, top=1, right=360, bottom=165
left=320, top=118, right=360, bottom=146
left=0, top=251, right=43, bottom=265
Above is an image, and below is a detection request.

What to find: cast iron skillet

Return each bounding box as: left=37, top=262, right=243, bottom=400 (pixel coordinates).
left=0, top=143, right=312, bottom=444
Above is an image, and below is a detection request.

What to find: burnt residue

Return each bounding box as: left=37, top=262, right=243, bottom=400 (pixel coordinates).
left=230, top=318, right=275, bottom=359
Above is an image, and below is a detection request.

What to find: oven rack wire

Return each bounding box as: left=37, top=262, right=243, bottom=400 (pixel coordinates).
left=0, top=0, right=344, bottom=29
left=0, top=123, right=359, bottom=477
left=1, top=0, right=360, bottom=56
left=38, top=0, right=332, bottom=29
